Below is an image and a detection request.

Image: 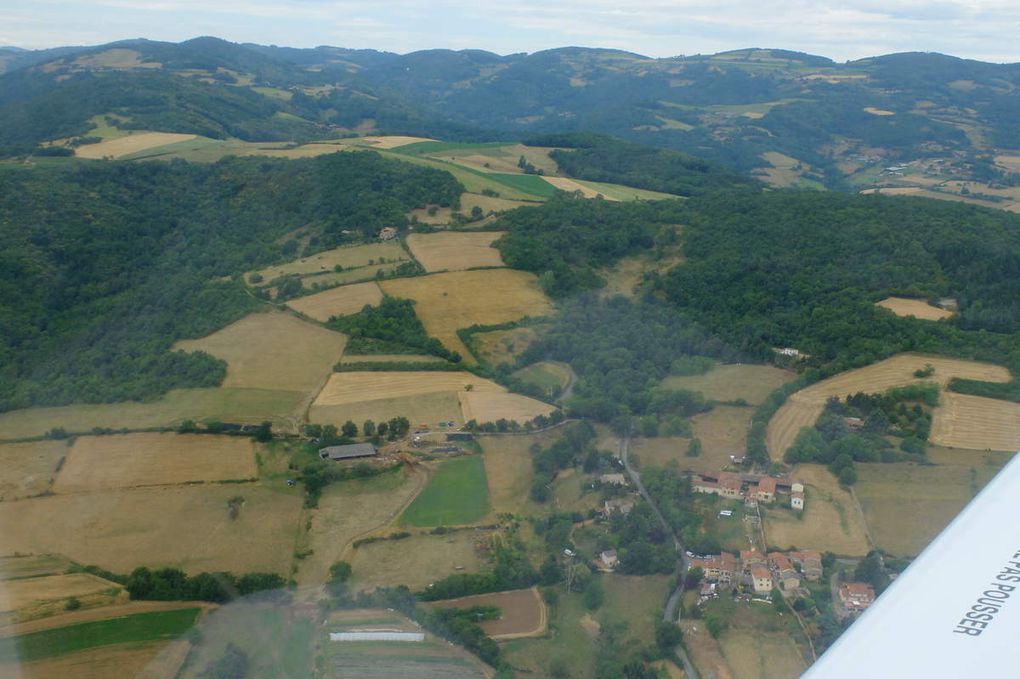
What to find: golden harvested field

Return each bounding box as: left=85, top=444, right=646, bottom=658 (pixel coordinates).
left=175, top=312, right=347, bottom=392
left=250, top=241, right=407, bottom=281
left=406, top=231, right=505, bottom=272
left=296, top=470, right=423, bottom=585
left=429, top=144, right=560, bottom=175
left=855, top=461, right=1004, bottom=557
left=458, top=392, right=557, bottom=424
left=876, top=297, right=954, bottom=320
left=0, top=388, right=306, bottom=440
left=0, top=485, right=302, bottom=575
left=310, top=392, right=465, bottom=429
left=356, top=135, right=436, bottom=149
left=0, top=440, right=67, bottom=500
left=299, top=264, right=399, bottom=288
left=766, top=353, right=1011, bottom=458
left=692, top=406, right=754, bottom=470
left=381, top=269, right=555, bottom=360
left=764, top=465, right=870, bottom=556
left=663, top=363, right=796, bottom=406
left=0, top=573, right=123, bottom=614
left=409, top=192, right=536, bottom=225
left=285, top=281, right=383, bottom=322
left=630, top=436, right=690, bottom=468
left=0, top=555, right=70, bottom=582
left=426, top=588, right=547, bottom=640
left=75, top=132, right=197, bottom=159
left=479, top=431, right=565, bottom=515
left=719, top=631, right=807, bottom=679
left=53, top=433, right=256, bottom=494
left=930, top=392, right=1020, bottom=450
left=598, top=250, right=684, bottom=298
left=349, top=531, right=486, bottom=592
left=995, top=154, right=1020, bottom=173
left=542, top=176, right=618, bottom=199
left=0, top=641, right=175, bottom=679
left=471, top=326, right=542, bottom=367
left=314, top=372, right=502, bottom=406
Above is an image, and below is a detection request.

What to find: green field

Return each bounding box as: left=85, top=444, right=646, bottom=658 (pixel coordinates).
left=0, top=608, right=201, bottom=663
left=401, top=456, right=490, bottom=526
left=512, top=361, right=572, bottom=398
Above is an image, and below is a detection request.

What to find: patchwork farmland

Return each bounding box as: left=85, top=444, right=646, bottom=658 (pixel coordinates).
left=0, top=440, right=68, bottom=500
left=285, top=281, right=384, bottom=322
left=405, top=231, right=505, bottom=272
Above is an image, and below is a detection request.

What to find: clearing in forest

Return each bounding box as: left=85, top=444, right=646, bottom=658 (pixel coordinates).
left=285, top=281, right=383, bottom=322
left=174, top=312, right=347, bottom=393
left=930, top=392, right=1020, bottom=451
left=0, top=485, right=302, bottom=576
left=512, top=361, right=572, bottom=398
left=381, top=269, right=555, bottom=360
left=425, top=588, right=547, bottom=640
left=53, top=433, right=256, bottom=493
left=766, top=353, right=1011, bottom=458
left=541, top=176, right=618, bottom=199
left=458, top=391, right=556, bottom=424
left=74, top=132, right=197, bottom=159
left=663, top=363, right=796, bottom=406
left=349, top=530, right=488, bottom=592
left=401, top=456, right=490, bottom=527
left=409, top=192, right=537, bottom=225
left=763, top=464, right=870, bottom=556
left=875, top=297, right=954, bottom=321
left=470, top=326, right=543, bottom=367
left=405, top=231, right=505, bottom=272
left=0, top=440, right=68, bottom=501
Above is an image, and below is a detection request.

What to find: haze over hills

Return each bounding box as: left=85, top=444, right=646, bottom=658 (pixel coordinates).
left=4, top=36, right=1020, bottom=196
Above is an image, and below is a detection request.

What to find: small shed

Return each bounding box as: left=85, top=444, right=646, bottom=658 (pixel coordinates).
left=320, top=443, right=379, bottom=461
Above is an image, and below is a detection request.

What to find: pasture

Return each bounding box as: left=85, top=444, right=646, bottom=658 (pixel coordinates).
left=629, top=436, right=690, bottom=468
left=175, top=311, right=347, bottom=393
left=0, top=640, right=176, bottom=679
left=930, top=392, right=1020, bottom=451
left=542, top=176, right=616, bottom=199
left=854, top=461, right=1000, bottom=557
left=285, top=281, right=383, bottom=322
left=249, top=241, right=407, bottom=282
left=691, top=406, right=754, bottom=470
left=512, top=361, right=572, bottom=398
left=0, top=388, right=306, bottom=440
left=763, top=465, right=871, bottom=556
left=766, top=353, right=1011, bottom=458
left=479, top=430, right=568, bottom=515
left=405, top=231, right=505, bottom=272
left=470, top=326, right=543, bottom=367
left=381, top=269, right=555, bottom=360
left=401, top=456, right=491, bottom=527
left=0, top=440, right=67, bottom=500
left=298, top=261, right=401, bottom=288
left=53, top=433, right=256, bottom=493
left=458, top=391, right=557, bottom=424
left=0, top=485, right=302, bottom=575
left=681, top=618, right=733, bottom=679
left=425, top=587, right=547, bottom=640
left=719, top=631, right=808, bottom=679
left=74, top=132, right=197, bottom=159
left=296, top=469, right=422, bottom=585
left=1, top=573, right=125, bottom=620
left=663, top=363, right=796, bottom=406
left=876, top=297, right=955, bottom=320
left=350, top=531, right=487, bottom=592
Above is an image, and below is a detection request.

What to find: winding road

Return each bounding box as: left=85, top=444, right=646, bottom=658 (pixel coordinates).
left=619, top=435, right=700, bottom=679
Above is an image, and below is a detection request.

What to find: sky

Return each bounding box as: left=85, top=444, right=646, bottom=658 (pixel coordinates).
left=4, top=0, right=1020, bottom=63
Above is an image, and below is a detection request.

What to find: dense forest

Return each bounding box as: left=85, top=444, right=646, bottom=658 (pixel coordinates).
left=0, top=152, right=462, bottom=412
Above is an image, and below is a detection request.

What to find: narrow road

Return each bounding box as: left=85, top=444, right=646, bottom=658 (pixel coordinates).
left=619, top=435, right=700, bottom=679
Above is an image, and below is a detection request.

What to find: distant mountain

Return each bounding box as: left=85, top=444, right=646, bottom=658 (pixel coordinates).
left=3, top=38, right=1020, bottom=188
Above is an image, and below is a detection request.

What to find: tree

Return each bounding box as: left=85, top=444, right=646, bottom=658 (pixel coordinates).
left=377, top=422, right=389, bottom=437
left=685, top=566, right=704, bottom=589
left=838, top=465, right=858, bottom=486
left=329, top=561, right=353, bottom=584
left=583, top=578, right=605, bottom=610
left=655, top=620, right=684, bottom=652
left=363, top=420, right=375, bottom=437
left=686, top=437, right=702, bottom=457
left=341, top=420, right=358, bottom=438
left=254, top=421, right=272, bottom=442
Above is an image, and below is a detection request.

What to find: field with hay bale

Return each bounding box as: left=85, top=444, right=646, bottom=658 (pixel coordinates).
left=691, top=405, right=754, bottom=470
left=0, top=485, right=303, bottom=575
left=349, top=530, right=487, bottom=592
left=53, top=433, right=256, bottom=493
left=381, top=269, right=555, bottom=360
left=663, top=363, right=796, bottom=405
left=0, top=440, right=68, bottom=500
left=767, top=353, right=1011, bottom=458
left=285, top=281, right=383, bottom=322
left=174, top=312, right=347, bottom=393
left=405, top=231, right=504, bottom=272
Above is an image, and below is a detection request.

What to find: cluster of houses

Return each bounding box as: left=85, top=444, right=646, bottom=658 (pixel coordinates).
left=692, top=472, right=804, bottom=511
left=690, top=548, right=824, bottom=597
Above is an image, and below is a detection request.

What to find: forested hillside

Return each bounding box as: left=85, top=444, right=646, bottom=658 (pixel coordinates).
left=0, top=152, right=461, bottom=411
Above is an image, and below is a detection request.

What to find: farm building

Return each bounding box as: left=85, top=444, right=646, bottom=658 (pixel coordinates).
left=741, top=549, right=766, bottom=570
left=768, top=553, right=801, bottom=592
left=319, top=443, right=379, bottom=461
left=330, top=631, right=425, bottom=642
left=755, top=476, right=777, bottom=503
left=378, top=227, right=398, bottom=241
left=750, top=566, right=774, bottom=594
left=789, top=550, right=823, bottom=581
left=599, top=550, right=619, bottom=570
left=602, top=498, right=635, bottom=517
left=791, top=490, right=805, bottom=510
left=690, top=552, right=737, bottom=585
left=839, top=582, right=876, bottom=613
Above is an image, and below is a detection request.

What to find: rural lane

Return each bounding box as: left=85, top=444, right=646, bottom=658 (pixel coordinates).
left=618, top=435, right=700, bottom=679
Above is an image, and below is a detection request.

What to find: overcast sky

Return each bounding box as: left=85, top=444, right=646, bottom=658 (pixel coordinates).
left=4, top=0, right=1020, bottom=63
